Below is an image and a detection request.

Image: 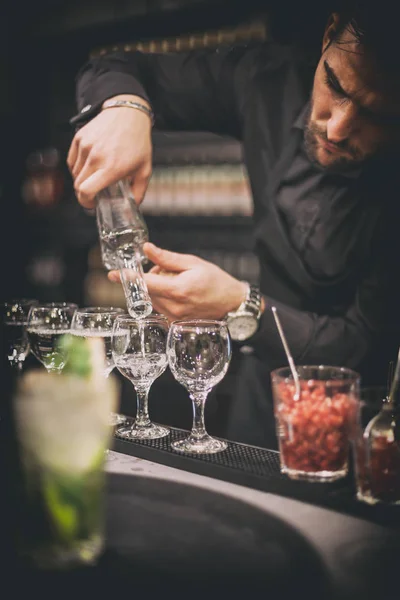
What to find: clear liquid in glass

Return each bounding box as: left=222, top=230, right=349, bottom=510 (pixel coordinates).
left=100, top=228, right=152, bottom=318
left=99, top=226, right=148, bottom=270
left=114, top=353, right=167, bottom=387
left=27, top=329, right=71, bottom=372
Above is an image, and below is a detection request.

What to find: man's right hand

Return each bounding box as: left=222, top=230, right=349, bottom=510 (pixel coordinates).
left=67, top=94, right=153, bottom=208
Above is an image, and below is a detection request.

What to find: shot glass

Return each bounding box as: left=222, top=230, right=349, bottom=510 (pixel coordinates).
left=351, top=387, right=400, bottom=505
left=271, top=365, right=360, bottom=482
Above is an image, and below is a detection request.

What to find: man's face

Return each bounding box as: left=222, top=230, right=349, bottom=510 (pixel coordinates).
left=306, top=20, right=400, bottom=172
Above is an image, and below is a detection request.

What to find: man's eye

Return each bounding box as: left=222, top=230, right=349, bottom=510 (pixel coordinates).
left=324, top=75, right=344, bottom=96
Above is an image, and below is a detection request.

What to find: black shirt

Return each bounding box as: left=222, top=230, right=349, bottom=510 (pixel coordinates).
left=71, top=42, right=399, bottom=386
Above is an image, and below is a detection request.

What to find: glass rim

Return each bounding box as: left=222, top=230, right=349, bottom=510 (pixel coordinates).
left=271, top=364, right=360, bottom=381
left=2, top=299, right=38, bottom=307
left=170, top=319, right=227, bottom=328
left=31, top=302, right=78, bottom=309
left=73, top=306, right=125, bottom=316
left=114, top=313, right=169, bottom=324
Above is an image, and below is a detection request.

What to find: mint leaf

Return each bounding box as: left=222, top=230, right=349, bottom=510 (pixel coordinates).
left=43, top=475, right=79, bottom=543
left=57, top=334, right=92, bottom=378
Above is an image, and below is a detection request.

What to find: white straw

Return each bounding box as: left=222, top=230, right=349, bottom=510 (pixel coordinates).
left=271, top=306, right=301, bottom=399
left=388, top=346, right=400, bottom=405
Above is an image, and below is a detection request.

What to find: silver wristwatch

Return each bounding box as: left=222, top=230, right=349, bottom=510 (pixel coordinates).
left=225, top=283, right=262, bottom=341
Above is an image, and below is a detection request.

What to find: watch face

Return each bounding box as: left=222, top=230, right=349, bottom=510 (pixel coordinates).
left=227, top=314, right=258, bottom=341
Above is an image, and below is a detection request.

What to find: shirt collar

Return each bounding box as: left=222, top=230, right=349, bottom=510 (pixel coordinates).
left=293, top=101, right=362, bottom=180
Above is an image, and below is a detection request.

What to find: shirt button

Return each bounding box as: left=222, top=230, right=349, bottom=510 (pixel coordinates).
left=81, top=104, right=92, bottom=113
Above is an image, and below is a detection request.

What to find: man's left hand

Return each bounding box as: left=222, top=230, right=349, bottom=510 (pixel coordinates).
left=108, top=242, right=247, bottom=322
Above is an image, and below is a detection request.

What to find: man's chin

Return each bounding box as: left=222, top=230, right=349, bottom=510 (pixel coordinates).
left=303, top=123, right=363, bottom=172
left=315, top=146, right=340, bottom=168
left=304, top=144, right=334, bottom=170
left=306, top=143, right=358, bottom=173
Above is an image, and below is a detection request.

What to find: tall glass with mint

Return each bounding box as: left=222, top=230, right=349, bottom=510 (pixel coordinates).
left=13, top=334, right=118, bottom=569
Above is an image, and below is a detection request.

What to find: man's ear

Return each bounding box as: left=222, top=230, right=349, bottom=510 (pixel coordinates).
left=322, top=13, right=341, bottom=53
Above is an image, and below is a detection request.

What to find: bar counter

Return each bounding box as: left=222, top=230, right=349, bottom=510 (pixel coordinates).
left=2, top=426, right=399, bottom=600
left=105, top=445, right=399, bottom=600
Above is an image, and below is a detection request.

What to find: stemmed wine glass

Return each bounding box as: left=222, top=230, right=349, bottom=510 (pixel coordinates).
left=112, top=314, right=170, bottom=439
left=1, top=299, right=38, bottom=371
left=27, top=303, right=78, bottom=374
left=167, top=319, right=231, bottom=454
left=71, top=306, right=127, bottom=425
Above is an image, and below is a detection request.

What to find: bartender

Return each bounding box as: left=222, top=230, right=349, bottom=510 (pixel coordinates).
left=68, top=5, right=400, bottom=448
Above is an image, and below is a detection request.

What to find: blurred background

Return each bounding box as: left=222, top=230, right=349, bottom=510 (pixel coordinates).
left=1, top=0, right=333, bottom=435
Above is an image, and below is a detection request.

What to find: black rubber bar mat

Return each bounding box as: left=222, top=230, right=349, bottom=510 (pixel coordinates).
left=112, top=426, right=400, bottom=530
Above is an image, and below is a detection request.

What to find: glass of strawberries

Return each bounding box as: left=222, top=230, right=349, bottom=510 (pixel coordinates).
left=271, top=365, right=360, bottom=482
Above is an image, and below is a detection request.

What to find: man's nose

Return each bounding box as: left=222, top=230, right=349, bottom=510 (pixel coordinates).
left=326, top=103, right=358, bottom=143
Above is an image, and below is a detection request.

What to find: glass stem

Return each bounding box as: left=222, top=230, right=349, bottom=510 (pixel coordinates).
left=134, top=386, right=151, bottom=427
left=190, top=392, right=209, bottom=440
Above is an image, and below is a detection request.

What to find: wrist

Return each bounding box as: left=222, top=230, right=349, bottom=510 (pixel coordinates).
left=102, top=95, right=154, bottom=126
left=226, top=281, right=248, bottom=314
left=102, top=94, right=151, bottom=110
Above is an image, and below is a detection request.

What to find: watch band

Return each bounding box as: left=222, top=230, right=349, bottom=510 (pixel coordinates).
left=228, top=283, right=262, bottom=319
left=245, top=283, right=262, bottom=319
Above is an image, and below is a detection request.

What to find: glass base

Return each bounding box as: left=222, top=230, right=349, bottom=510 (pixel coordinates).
left=171, top=435, right=227, bottom=455
left=357, top=490, right=400, bottom=505
left=281, top=466, right=347, bottom=482
left=116, top=422, right=170, bottom=440
left=21, top=534, right=103, bottom=570
left=357, top=490, right=379, bottom=505
left=109, top=412, right=129, bottom=427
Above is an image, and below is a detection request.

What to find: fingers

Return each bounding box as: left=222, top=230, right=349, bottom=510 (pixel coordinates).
left=106, top=269, right=172, bottom=319
left=144, top=272, right=177, bottom=297
left=149, top=265, right=162, bottom=274
left=108, top=268, right=177, bottom=297
left=148, top=298, right=173, bottom=321
left=108, top=271, right=121, bottom=283
left=153, top=268, right=178, bottom=277
left=73, top=153, right=97, bottom=192
left=67, top=135, right=79, bottom=173
left=75, top=168, right=115, bottom=208
left=68, top=127, right=91, bottom=180
left=131, top=170, right=151, bottom=206
left=67, top=108, right=153, bottom=209
left=71, top=143, right=89, bottom=180
left=109, top=266, right=177, bottom=280
left=72, top=156, right=150, bottom=209
left=144, top=243, right=199, bottom=272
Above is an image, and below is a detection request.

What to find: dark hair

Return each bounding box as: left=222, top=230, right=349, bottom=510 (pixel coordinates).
left=330, top=1, right=400, bottom=81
